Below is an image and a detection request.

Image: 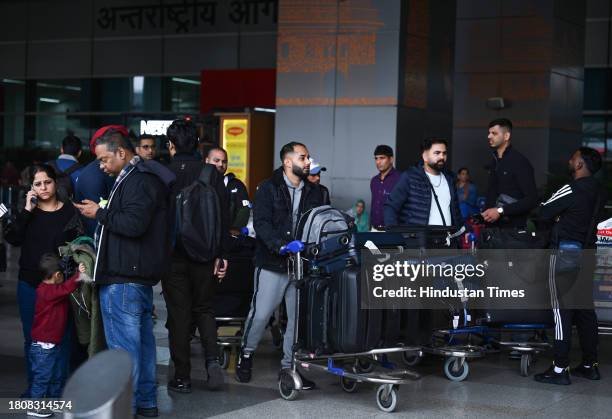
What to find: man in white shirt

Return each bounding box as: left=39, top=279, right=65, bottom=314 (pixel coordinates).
left=384, top=138, right=463, bottom=227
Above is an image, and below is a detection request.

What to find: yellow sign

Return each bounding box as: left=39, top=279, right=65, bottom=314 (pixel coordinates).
left=222, top=118, right=249, bottom=185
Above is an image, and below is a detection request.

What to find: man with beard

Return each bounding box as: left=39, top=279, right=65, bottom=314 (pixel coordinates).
left=384, top=138, right=463, bottom=227
left=205, top=147, right=251, bottom=235
left=534, top=147, right=605, bottom=385
left=236, top=141, right=329, bottom=385
left=481, top=118, right=537, bottom=227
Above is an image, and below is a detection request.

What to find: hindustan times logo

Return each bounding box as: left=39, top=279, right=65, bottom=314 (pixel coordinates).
left=371, top=260, right=486, bottom=282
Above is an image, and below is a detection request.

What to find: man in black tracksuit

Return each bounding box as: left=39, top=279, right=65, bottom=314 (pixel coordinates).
left=534, top=147, right=605, bottom=385
left=205, top=147, right=251, bottom=234
left=235, top=141, right=329, bottom=385
left=482, top=118, right=538, bottom=227
left=163, top=120, right=230, bottom=394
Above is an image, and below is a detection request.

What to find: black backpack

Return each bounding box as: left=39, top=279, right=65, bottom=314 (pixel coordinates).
left=48, top=160, right=81, bottom=200
left=175, top=164, right=221, bottom=263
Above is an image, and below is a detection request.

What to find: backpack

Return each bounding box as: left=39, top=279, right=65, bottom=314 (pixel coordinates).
left=295, top=205, right=352, bottom=259
left=175, top=164, right=222, bottom=263
left=48, top=160, right=81, bottom=200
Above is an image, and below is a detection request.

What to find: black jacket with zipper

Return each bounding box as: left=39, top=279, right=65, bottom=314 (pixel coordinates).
left=485, top=145, right=538, bottom=227
left=253, top=167, right=330, bottom=271
left=93, top=160, right=174, bottom=286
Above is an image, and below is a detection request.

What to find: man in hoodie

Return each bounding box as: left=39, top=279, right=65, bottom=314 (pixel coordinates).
left=235, top=141, right=329, bottom=386
left=74, top=127, right=172, bottom=418
left=206, top=147, right=250, bottom=234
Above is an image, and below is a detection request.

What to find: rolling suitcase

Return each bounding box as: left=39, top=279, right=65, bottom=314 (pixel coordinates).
left=328, top=267, right=382, bottom=353
left=299, top=275, right=330, bottom=354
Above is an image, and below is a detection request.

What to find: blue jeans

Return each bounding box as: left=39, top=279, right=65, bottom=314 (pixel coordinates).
left=29, top=343, right=62, bottom=398
left=18, top=280, right=72, bottom=397
left=99, top=283, right=156, bottom=411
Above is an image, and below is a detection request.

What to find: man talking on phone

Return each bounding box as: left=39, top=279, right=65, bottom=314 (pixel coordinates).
left=162, top=119, right=230, bottom=394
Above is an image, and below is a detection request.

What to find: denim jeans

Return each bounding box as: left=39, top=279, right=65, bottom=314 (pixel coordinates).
left=99, top=283, right=156, bottom=411
left=29, top=343, right=62, bottom=398
left=18, top=280, right=72, bottom=397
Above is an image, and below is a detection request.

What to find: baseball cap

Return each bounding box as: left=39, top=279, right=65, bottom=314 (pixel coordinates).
left=309, top=159, right=327, bottom=175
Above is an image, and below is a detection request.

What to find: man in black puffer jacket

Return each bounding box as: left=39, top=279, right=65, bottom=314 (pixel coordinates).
left=75, top=127, right=175, bottom=418
left=236, top=141, right=329, bottom=386
left=384, top=138, right=463, bottom=228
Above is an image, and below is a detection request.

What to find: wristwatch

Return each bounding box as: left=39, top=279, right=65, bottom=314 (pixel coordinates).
left=497, top=207, right=504, bottom=214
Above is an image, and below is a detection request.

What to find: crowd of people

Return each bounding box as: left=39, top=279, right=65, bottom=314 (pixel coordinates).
left=5, top=117, right=606, bottom=417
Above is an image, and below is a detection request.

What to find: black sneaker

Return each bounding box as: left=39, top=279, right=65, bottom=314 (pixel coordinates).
left=571, top=363, right=601, bottom=380
left=136, top=407, right=159, bottom=417
left=235, top=350, right=253, bottom=383
left=168, top=378, right=192, bottom=394
left=534, top=365, right=571, bottom=385
left=206, top=360, right=225, bottom=390
left=26, top=409, right=53, bottom=418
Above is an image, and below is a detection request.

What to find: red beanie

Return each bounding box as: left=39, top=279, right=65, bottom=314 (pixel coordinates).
left=90, top=125, right=129, bottom=155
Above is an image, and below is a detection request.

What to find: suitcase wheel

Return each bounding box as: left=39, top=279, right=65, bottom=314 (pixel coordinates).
left=278, top=369, right=300, bottom=401
left=375, top=384, right=398, bottom=413
left=340, top=376, right=359, bottom=393
left=219, top=347, right=230, bottom=370
left=356, top=358, right=375, bottom=373
left=443, top=356, right=469, bottom=382
left=401, top=351, right=422, bottom=367
left=520, top=354, right=532, bottom=377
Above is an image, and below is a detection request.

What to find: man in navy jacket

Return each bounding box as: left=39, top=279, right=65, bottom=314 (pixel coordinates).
left=384, top=138, right=463, bottom=228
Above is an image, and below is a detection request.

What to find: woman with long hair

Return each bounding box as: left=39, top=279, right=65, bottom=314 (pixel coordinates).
left=5, top=164, right=83, bottom=397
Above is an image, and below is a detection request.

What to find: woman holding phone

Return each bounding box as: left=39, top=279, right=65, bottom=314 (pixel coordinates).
left=5, top=164, right=83, bottom=397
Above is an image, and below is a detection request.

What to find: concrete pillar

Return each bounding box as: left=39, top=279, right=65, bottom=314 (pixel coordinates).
left=451, top=0, right=586, bottom=193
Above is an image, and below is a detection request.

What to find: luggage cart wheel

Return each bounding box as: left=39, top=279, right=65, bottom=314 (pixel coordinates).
left=402, top=351, right=422, bottom=367
left=520, top=354, right=532, bottom=377
left=219, top=348, right=230, bottom=370
left=375, top=384, right=398, bottom=413
left=340, top=376, right=359, bottom=393
left=278, top=369, right=301, bottom=401
left=443, top=357, right=469, bottom=382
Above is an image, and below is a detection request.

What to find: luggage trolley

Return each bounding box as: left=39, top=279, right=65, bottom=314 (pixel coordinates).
left=278, top=246, right=422, bottom=413
left=215, top=242, right=256, bottom=369
left=396, top=244, right=487, bottom=382
left=483, top=323, right=552, bottom=377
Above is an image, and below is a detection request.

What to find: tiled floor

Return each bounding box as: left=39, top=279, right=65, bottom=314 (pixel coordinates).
left=1, top=245, right=611, bottom=418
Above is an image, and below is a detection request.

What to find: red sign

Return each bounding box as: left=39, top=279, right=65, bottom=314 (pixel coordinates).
left=227, top=127, right=244, bottom=136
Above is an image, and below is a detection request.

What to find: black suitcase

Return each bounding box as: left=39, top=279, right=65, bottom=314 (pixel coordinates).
left=328, top=267, right=382, bottom=353
left=299, top=275, right=330, bottom=354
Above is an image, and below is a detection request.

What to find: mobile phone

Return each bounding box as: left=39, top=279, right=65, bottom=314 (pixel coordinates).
left=29, top=188, right=38, bottom=206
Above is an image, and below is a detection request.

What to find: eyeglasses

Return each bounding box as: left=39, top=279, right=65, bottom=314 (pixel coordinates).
left=140, top=145, right=156, bottom=150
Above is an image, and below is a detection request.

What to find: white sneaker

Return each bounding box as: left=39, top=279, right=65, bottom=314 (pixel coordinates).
left=26, top=408, right=54, bottom=417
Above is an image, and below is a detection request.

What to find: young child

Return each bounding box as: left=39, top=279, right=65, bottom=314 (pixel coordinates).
left=28, top=253, right=91, bottom=418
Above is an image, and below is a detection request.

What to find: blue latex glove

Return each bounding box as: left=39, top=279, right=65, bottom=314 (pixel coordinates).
left=279, top=240, right=305, bottom=255
left=240, top=227, right=249, bottom=236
